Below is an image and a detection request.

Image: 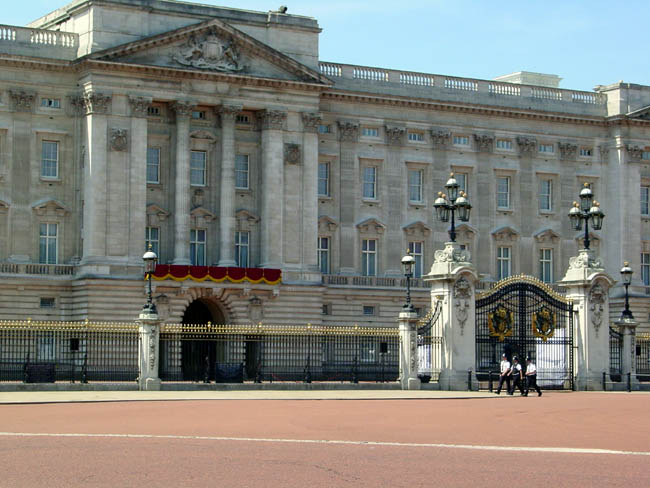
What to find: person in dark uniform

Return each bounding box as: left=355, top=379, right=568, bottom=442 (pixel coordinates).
left=524, top=356, right=542, bottom=397
left=508, top=356, right=525, bottom=395
left=495, top=353, right=511, bottom=394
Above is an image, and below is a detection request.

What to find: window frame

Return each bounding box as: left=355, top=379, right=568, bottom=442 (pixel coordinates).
left=496, top=246, right=511, bottom=280
left=642, top=252, right=650, bottom=286
left=361, top=126, right=380, bottom=138
left=318, top=236, right=330, bottom=274
left=362, top=165, right=378, bottom=200
left=408, top=168, right=423, bottom=203
left=235, top=154, right=250, bottom=190
left=190, top=150, right=207, bottom=187
left=641, top=186, right=650, bottom=216
left=190, top=228, right=206, bottom=266
left=539, top=179, right=553, bottom=212
left=41, top=140, right=59, bottom=179
left=235, top=230, right=249, bottom=267
left=146, top=147, right=161, bottom=184
left=539, top=143, right=555, bottom=154
left=407, top=130, right=425, bottom=142
left=361, top=238, right=377, bottom=276
left=145, top=226, right=160, bottom=256
left=39, top=222, right=58, bottom=264
left=453, top=135, right=470, bottom=146
left=497, top=176, right=511, bottom=209
left=496, top=139, right=513, bottom=151
left=539, top=248, right=553, bottom=284
left=408, top=241, right=423, bottom=278
left=318, top=161, right=330, bottom=197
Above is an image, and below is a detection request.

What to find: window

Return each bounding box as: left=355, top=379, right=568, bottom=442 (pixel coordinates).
left=539, top=248, right=553, bottom=283
left=643, top=150, right=650, bottom=161
left=191, top=110, right=206, bottom=120
left=496, top=139, right=512, bottom=150
left=579, top=147, right=593, bottom=157
left=497, top=176, right=510, bottom=209
left=539, top=143, right=554, bottom=154
left=146, top=227, right=160, bottom=256
left=408, top=131, right=424, bottom=142
left=235, top=231, right=249, bottom=267
left=318, top=236, right=330, bottom=274
left=147, top=106, right=160, bottom=116
left=318, top=162, right=330, bottom=196
left=39, top=223, right=58, bottom=264
left=408, top=169, right=423, bottom=203
left=539, top=179, right=552, bottom=211
left=361, top=239, right=377, bottom=276
left=409, top=241, right=423, bottom=278
left=146, top=147, right=160, bottom=184
left=641, top=186, right=649, bottom=216
left=453, top=135, right=469, bottom=146
left=363, top=166, right=377, bottom=199
left=235, top=154, right=249, bottom=189
left=190, top=151, right=206, bottom=186
left=455, top=172, right=468, bottom=193
left=322, top=304, right=331, bottom=315
left=642, top=253, right=650, bottom=286
left=190, top=229, right=206, bottom=266
left=363, top=305, right=376, bottom=316
left=236, top=114, right=250, bottom=124
left=318, top=124, right=331, bottom=134
left=362, top=127, right=379, bottom=137
left=40, top=98, right=60, bottom=108
left=41, top=141, right=59, bottom=179
left=497, top=246, right=511, bottom=280
left=40, top=297, right=55, bottom=308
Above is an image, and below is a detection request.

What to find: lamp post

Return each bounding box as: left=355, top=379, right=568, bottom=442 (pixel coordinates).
left=433, top=173, right=472, bottom=242
left=620, top=261, right=634, bottom=320
left=142, top=245, right=158, bottom=315
left=401, top=251, right=415, bottom=313
left=568, top=183, right=605, bottom=250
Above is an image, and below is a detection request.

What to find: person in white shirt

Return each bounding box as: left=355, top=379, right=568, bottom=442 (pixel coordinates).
left=495, top=353, right=511, bottom=394
left=508, top=356, right=525, bottom=395
left=524, top=356, right=542, bottom=397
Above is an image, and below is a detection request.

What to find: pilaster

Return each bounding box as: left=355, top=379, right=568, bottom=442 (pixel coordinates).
left=137, top=310, right=161, bottom=391
left=337, top=120, right=359, bottom=274
left=128, top=97, right=151, bottom=266
left=171, top=101, right=194, bottom=265
left=398, top=310, right=421, bottom=390
left=301, top=112, right=321, bottom=278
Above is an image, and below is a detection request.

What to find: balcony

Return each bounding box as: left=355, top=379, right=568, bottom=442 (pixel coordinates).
left=0, top=25, right=79, bottom=60
left=322, top=274, right=429, bottom=289
left=0, top=263, right=75, bottom=276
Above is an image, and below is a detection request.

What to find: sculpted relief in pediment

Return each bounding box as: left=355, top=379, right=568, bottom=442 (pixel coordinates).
left=171, top=28, right=245, bottom=73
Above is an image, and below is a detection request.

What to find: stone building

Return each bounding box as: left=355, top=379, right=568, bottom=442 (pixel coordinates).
left=0, top=0, right=649, bottom=328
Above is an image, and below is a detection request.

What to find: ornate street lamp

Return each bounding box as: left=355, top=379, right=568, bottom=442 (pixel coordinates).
left=620, top=261, right=634, bottom=320
left=401, top=250, right=415, bottom=312
left=142, top=245, right=158, bottom=315
left=433, top=173, right=472, bottom=242
left=568, top=183, right=604, bottom=250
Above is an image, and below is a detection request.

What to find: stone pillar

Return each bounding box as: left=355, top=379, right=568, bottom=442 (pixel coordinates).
left=127, top=97, right=151, bottom=266
left=398, top=309, right=420, bottom=390
left=258, top=110, right=286, bottom=268
left=559, top=249, right=615, bottom=390
left=137, top=309, right=161, bottom=391
left=615, top=317, right=640, bottom=389
left=337, top=121, right=359, bottom=274
left=171, top=102, right=194, bottom=265
left=217, top=105, right=241, bottom=267
left=424, top=242, right=479, bottom=390
left=301, top=112, right=321, bottom=277
left=81, top=92, right=112, bottom=266
left=384, top=126, right=406, bottom=277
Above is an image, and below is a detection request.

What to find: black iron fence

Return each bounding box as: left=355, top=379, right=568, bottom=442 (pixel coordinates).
left=159, top=323, right=399, bottom=383
left=0, top=320, right=139, bottom=383
left=609, top=326, right=622, bottom=380
left=417, top=301, right=442, bottom=383
left=637, top=333, right=650, bottom=380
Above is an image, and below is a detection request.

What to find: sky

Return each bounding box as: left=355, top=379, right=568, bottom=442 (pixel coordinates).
left=5, top=0, right=649, bottom=91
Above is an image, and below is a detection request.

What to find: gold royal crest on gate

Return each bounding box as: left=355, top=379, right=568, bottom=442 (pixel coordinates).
left=488, top=306, right=514, bottom=342
left=532, top=307, right=555, bottom=342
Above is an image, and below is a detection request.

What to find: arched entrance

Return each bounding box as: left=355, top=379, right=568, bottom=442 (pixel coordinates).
left=180, top=299, right=226, bottom=381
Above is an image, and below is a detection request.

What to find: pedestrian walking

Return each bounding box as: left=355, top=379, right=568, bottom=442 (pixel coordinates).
left=508, top=356, right=525, bottom=395
left=524, top=356, right=542, bottom=397
left=495, top=353, right=511, bottom=394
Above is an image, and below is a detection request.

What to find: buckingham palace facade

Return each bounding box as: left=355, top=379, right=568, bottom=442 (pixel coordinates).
left=0, top=0, right=649, bottom=328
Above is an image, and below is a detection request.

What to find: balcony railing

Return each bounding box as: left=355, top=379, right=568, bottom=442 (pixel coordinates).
left=322, top=275, right=429, bottom=289
left=0, top=24, right=78, bottom=60
left=0, top=263, right=75, bottom=276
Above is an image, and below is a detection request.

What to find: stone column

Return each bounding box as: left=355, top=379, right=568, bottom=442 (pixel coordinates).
left=128, top=97, right=151, bottom=266
left=217, top=105, right=241, bottom=267
left=424, top=242, right=479, bottom=390
left=385, top=126, right=406, bottom=277
left=615, top=317, right=639, bottom=390
left=301, top=112, right=321, bottom=277
left=559, top=249, right=615, bottom=390
left=137, top=308, right=161, bottom=391
left=171, top=102, right=194, bottom=265
left=81, top=91, right=112, bottom=267
left=337, top=121, right=359, bottom=274
left=398, top=309, right=420, bottom=390
left=258, top=110, right=286, bottom=268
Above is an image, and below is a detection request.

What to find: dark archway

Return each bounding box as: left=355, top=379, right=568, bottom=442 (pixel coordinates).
left=180, top=299, right=226, bottom=381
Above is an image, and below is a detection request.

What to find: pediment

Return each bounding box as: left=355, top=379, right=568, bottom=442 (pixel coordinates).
left=534, top=228, right=561, bottom=243
left=90, top=18, right=330, bottom=86
left=357, top=217, right=386, bottom=234
left=147, top=204, right=171, bottom=220
left=31, top=198, right=69, bottom=216
left=491, top=226, right=519, bottom=242
left=319, top=215, right=338, bottom=231
left=455, top=223, right=478, bottom=240
left=402, top=220, right=431, bottom=237
left=236, top=209, right=260, bottom=223
left=190, top=206, right=216, bottom=222
left=627, top=105, right=650, bottom=121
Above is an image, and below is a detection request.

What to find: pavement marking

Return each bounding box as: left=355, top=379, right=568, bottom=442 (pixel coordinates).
left=1, top=432, right=648, bottom=457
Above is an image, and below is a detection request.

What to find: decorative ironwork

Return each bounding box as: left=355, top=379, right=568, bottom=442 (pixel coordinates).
left=475, top=276, right=574, bottom=390
left=417, top=301, right=442, bottom=382
left=609, top=326, right=622, bottom=378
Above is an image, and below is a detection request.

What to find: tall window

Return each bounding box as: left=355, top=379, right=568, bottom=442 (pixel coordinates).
left=363, top=166, right=377, bottom=199
left=235, top=154, right=249, bottom=189
left=408, top=169, right=423, bottom=203
left=235, top=231, right=249, bottom=267
left=455, top=172, right=468, bottom=193
left=361, top=239, right=377, bottom=276
left=409, top=241, right=423, bottom=278
left=190, top=229, right=206, bottom=266
left=39, top=223, right=58, bottom=264
left=41, top=141, right=58, bottom=178
left=190, top=151, right=206, bottom=186
left=497, top=246, right=511, bottom=280
left=318, top=162, right=330, bottom=196
left=147, top=147, right=160, bottom=184
left=539, top=248, right=553, bottom=283
left=318, top=236, right=330, bottom=274
left=497, top=177, right=510, bottom=209
left=539, top=180, right=552, bottom=211
left=146, top=227, right=159, bottom=256
left=642, top=253, right=650, bottom=285
left=641, top=186, right=649, bottom=216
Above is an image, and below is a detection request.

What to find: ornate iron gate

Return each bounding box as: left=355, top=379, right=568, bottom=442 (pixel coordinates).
left=476, top=276, right=574, bottom=390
